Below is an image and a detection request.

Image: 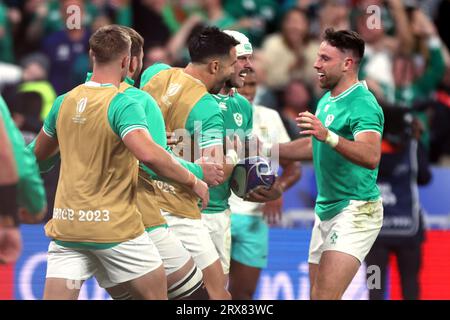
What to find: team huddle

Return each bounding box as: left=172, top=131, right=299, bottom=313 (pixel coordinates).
left=0, top=24, right=384, bottom=300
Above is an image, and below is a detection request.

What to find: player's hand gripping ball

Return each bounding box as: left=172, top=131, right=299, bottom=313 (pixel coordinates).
left=230, top=156, right=276, bottom=199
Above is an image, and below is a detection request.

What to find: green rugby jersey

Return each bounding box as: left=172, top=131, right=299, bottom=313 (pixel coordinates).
left=0, top=96, right=46, bottom=214
left=43, top=81, right=148, bottom=249
left=140, top=63, right=224, bottom=218
left=140, top=63, right=224, bottom=151
left=118, top=76, right=203, bottom=180
left=203, top=90, right=253, bottom=213
left=36, top=74, right=204, bottom=179
left=313, top=82, right=384, bottom=221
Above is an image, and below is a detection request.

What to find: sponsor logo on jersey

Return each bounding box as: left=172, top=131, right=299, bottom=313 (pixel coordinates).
left=162, top=83, right=182, bottom=107
left=325, top=114, right=335, bottom=127
left=233, top=113, right=243, bottom=127
left=73, top=97, right=87, bottom=124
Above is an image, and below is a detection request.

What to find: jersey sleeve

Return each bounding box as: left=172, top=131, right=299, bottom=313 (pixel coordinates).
left=170, top=148, right=204, bottom=180
left=139, top=63, right=171, bottom=89
left=108, top=93, right=149, bottom=139
left=17, top=156, right=47, bottom=214
left=42, top=94, right=66, bottom=138
left=140, top=146, right=204, bottom=181
left=349, top=97, right=384, bottom=138
left=186, top=94, right=224, bottom=150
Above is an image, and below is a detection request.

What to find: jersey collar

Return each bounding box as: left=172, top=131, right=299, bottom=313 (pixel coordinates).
left=124, top=77, right=135, bottom=86
left=330, top=82, right=363, bottom=102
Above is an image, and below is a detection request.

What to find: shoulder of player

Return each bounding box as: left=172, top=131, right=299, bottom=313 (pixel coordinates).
left=140, top=62, right=172, bottom=88
left=348, top=86, right=382, bottom=112
left=110, top=92, right=142, bottom=110
left=123, top=86, right=154, bottom=102
left=55, top=92, right=68, bottom=104
left=195, top=93, right=221, bottom=112
left=233, top=92, right=252, bottom=107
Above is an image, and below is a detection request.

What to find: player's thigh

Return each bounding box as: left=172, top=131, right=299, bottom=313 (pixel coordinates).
left=321, top=199, right=383, bottom=264
left=201, top=259, right=231, bottom=300
left=229, top=259, right=261, bottom=300
left=162, top=210, right=219, bottom=272
left=202, top=210, right=232, bottom=274
left=122, top=264, right=167, bottom=300
left=312, top=199, right=383, bottom=299
left=45, top=242, right=97, bottom=299
left=312, top=250, right=360, bottom=300
left=94, top=232, right=163, bottom=286
left=230, top=214, right=268, bottom=270
left=147, top=226, right=192, bottom=284
left=308, top=215, right=324, bottom=266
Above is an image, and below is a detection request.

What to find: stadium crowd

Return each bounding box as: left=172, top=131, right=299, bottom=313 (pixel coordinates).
left=1, top=0, right=450, bottom=300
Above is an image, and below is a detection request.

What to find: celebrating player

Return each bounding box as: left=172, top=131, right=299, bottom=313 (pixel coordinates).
left=32, top=25, right=208, bottom=300
left=279, top=28, right=384, bottom=300
left=140, top=26, right=238, bottom=299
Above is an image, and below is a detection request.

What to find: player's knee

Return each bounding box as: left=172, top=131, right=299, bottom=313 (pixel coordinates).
left=168, top=264, right=204, bottom=300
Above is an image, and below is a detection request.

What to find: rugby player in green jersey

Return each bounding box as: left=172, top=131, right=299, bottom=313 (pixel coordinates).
left=279, top=29, right=385, bottom=300
left=0, top=95, right=47, bottom=264
left=202, top=30, right=255, bottom=280
left=98, top=26, right=222, bottom=300
left=140, top=27, right=238, bottom=299
left=0, top=106, right=21, bottom=264
left=32, top=25, right=208, bottom=300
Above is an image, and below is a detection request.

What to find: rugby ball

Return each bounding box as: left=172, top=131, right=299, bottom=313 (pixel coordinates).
left=230, top=156, right=276, bottom=199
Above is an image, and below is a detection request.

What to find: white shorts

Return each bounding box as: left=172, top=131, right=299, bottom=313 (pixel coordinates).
left=46, top=232, right=163, bottom=289
left=308, top=199, right=383, bottom=264
left=147, top=226, right=191, bottom=276
left=201, top=209, right=231, bottom=274
left=161, top=210, right=219, bottom=271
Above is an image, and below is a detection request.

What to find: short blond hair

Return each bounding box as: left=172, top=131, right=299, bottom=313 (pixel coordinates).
left=119, top=26, right=144, bottom=58
left=89, top=25, right=131, bottom=64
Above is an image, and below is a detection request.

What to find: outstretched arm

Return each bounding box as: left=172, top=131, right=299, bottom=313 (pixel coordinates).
left=298, top=111, right=381, bottom=170
left=278, top=136, right=313, bottom=161
left=123, top=128, right=209, bottom=209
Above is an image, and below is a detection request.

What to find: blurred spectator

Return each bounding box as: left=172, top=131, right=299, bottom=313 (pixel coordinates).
left=435, top=0, right=450, bottom=52
left=0, top=62, right=21, bottom=89
left=198, top=0, right=236, bottom=30
left=144, top=45, right=172, bottom=69
left=24, top=0, right=98, bottom=46
left=390, top=9, right=445, bottom=149
left=132, top=0, right=174, bottom=51
left=282, top=79, right=313, bottom=120
left=0, top=0, right=19, bottom=63
left=2, top=52, right=56, bottom=143
left=251, top=49, right=278, bottom=110
left=315, top=0, right=350, bottom=36
left=357, top=0, right=415, bottom=102
left=282, top=0, right=320, bottom=13
left=224, top=0, right=278, bottom=47
left=430, top=65, right=450, bottom=163
left=365, top=107, right=431, bottom=300
left=261, top=7, right=317, bottom=92
left=40, top=0, right=91, bottom=94
left=280, top=79, right=313, bottom=140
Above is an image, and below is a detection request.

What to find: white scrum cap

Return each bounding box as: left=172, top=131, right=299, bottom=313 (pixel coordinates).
left=223, top=30, right=253, bottom=57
